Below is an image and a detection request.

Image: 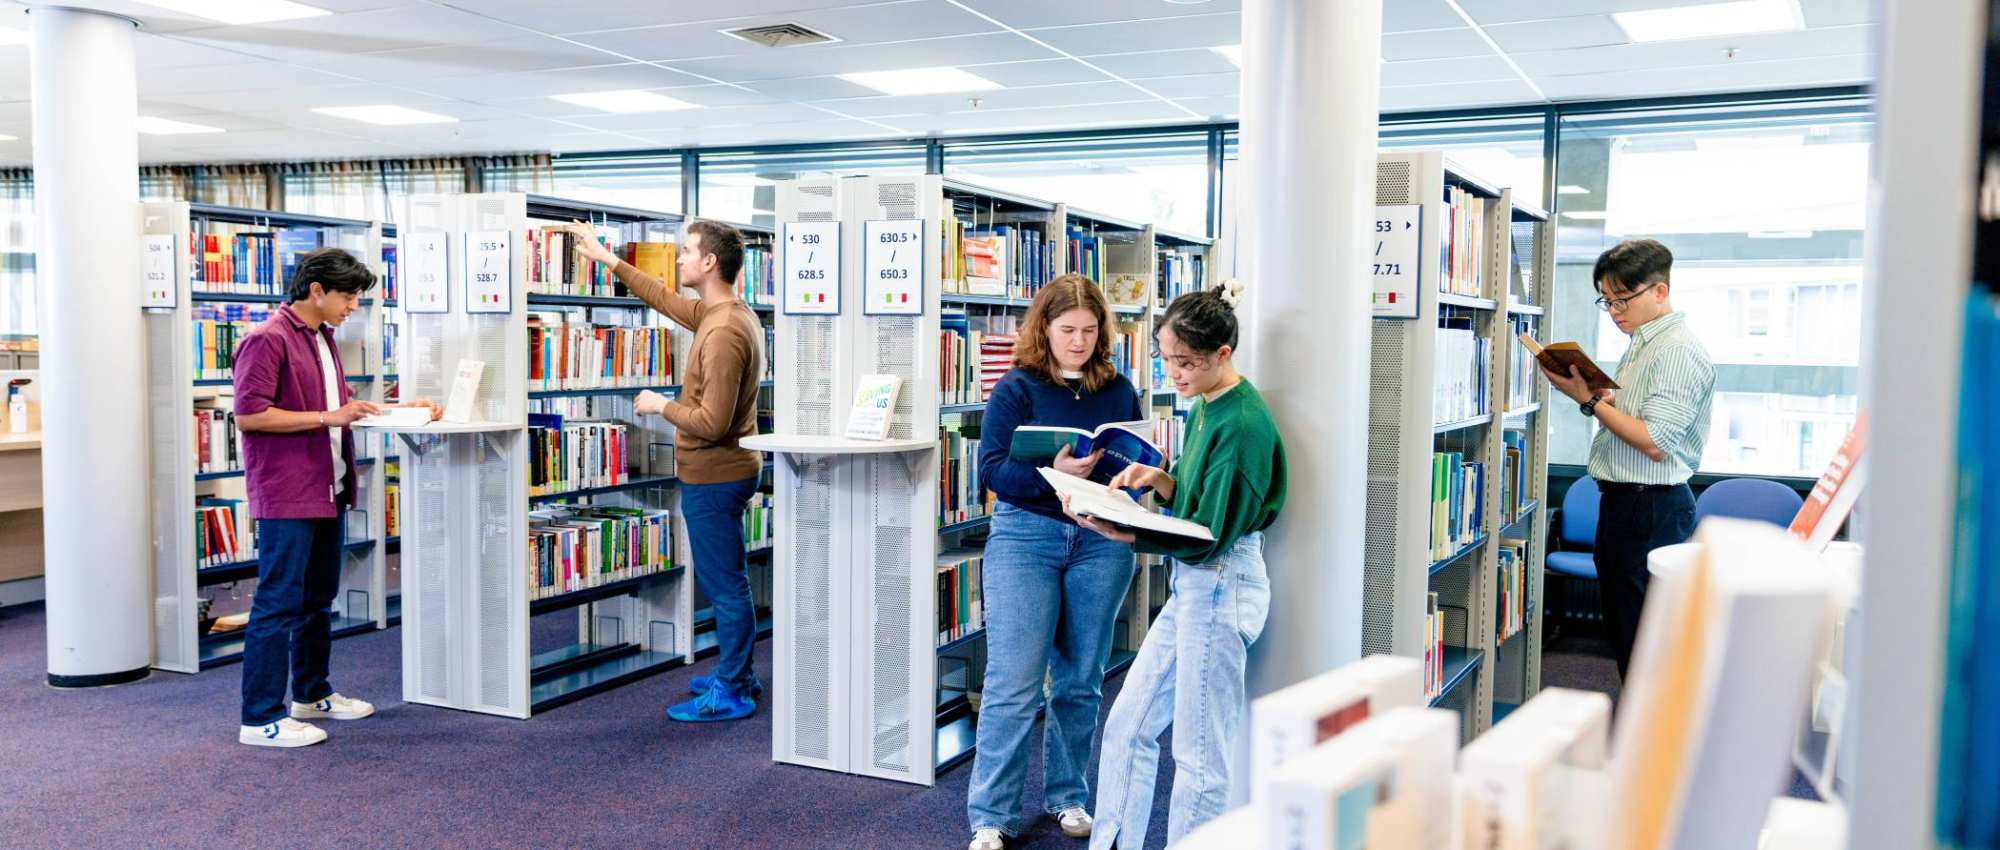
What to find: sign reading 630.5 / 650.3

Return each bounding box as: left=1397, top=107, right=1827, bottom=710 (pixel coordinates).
left=864, top=219, right=923, bottom=316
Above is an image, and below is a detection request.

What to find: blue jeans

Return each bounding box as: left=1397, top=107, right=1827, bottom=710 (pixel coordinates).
left=967, top=503, right=1136, bottom=837
left=240, top=517, right=341, bottom=726
left=683, top=476, right=760, bottom=695
left=1090, top=533, right=1270, bottom=849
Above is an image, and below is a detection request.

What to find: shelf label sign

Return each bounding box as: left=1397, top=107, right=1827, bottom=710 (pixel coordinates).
left=863, top=219, right=923, bottom=316
left=405, top=229, right=449, bottom=314
left=464, top=230, right=512, bottom=314
left=1372, top=204, right=1421, bottom=319
left=782, top=220, right=841, bottom=316
left=142, top=233, right=175, bottom=309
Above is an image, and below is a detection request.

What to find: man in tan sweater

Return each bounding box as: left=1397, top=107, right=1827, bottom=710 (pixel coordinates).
left=565, top=219, right=765, bottom=722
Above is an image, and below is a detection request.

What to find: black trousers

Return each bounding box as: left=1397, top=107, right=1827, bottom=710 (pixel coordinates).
left=1592, top=482, right=1696, bottom=679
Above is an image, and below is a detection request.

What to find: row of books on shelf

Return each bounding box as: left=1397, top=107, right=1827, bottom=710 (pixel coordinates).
left=1065, top=227, right=1105, bottom=286
left=1158, top=247, right=1203, bottom=307
left=1149, top=408, right=1185, bottom=468
left=937, top=549, right=984, bottom=647
left=739, top=244, right=775, bottom=307
left=385, top=479, right=399, bottom=539
left=939, top=313, right=1015, bottom=406
left=1431, top=452, right=1485, bottom=562
left=382, top=321, right=398, bottom=373
left=1109, top=321, right=1144, bottom=389
left=527, top=506, right=674, bottom=600
left=527, top=317, right=680, bottom=391
left=525, top=224, right=626, bottom=297
left=1499, top=431, right=1530, bottom=526
left=943, top=216, right=1058, bottom=299
left=744, top=492, right=774, bottom=550
left=192, top=305, right=270, bottom=381
left=1433, top=320, right=1491, bottom=424
left=1496, top=537, right=1529, bottom=643
left=189, top=228, right=325, bottom=292
left=528, top=415, right=628, bottom=497
left=1184, top=520, right=1843, bottom=850
left=940, top=421, right=988, bottom=527
left=1441, top=185, right=1489, bottom=298
left=1505, top=316, right=1536, bottom=410
left=196, top=499, right=257, bottom=568
left=193, top=404, right=242, bottom=474
left=1422, top=593, right=1447, bottom=700
left=381, top=244, right=397, bottom=303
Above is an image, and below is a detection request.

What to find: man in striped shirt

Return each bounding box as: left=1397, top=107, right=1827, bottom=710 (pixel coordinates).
left=1543, top=239, right=1714, bottom=679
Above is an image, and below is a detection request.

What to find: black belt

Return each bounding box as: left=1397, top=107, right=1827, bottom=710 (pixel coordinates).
left=1596, top=481, right=1687, bottom=494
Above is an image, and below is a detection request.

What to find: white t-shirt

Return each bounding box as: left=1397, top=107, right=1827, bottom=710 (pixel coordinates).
left=315, top=333, right=345, bottom=497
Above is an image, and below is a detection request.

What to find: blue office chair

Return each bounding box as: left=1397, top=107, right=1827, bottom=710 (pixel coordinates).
left=1694, top=477, right=1805, bottom=530
left=1544, top=476, right=1603, bottom=633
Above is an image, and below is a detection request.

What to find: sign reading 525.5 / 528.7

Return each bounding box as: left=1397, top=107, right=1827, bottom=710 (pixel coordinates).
left=783, top=220, right=841, bottom=315
left=464, top=230, right=512, bottom=314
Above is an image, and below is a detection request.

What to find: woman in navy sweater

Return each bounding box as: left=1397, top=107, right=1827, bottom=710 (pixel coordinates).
left=966, top=275, right=1145, bottom=850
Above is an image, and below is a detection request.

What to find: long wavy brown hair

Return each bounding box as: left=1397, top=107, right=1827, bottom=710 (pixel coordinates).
left=1013, top=273, right=1119, bottom=393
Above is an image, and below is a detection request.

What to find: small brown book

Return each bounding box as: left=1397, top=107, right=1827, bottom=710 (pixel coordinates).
left=1519, top=333, right=1620, bottom=392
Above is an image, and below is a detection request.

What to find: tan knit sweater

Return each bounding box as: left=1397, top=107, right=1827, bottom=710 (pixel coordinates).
left=612, top=261, right=763, bottom=485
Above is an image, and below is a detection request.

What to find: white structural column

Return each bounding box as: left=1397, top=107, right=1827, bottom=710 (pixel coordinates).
left=30, top=8, right=152, bottom=686
left=1237, top=0, right=1380, bottom=742
left=1850, top=0, right=1984, bottom=845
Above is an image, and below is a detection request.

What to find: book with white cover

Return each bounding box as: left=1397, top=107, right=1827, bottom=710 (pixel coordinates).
left=1456, top=687, right=1613, bottom=850
left=844, top=374, right=902, bottom=441
left=1250, top=655, right=1424, bottom=803
left=1266, top=707, right=1459, bottom=850
left=353, top=407, right=434, bottom=429
left=442, top=358, right=485, bottom=423
left=1038, top=466, right=1214, bottom=542
left=1604, top=517, right=1840, bottom=850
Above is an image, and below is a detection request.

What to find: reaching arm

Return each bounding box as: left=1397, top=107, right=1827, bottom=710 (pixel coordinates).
left=561, top=221, right=706, bottom=331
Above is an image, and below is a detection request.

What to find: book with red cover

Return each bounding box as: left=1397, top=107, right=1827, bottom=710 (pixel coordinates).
left=1789, top=413, right=1867, bottom=550
left=1519, top=333, right=1620, bottom=392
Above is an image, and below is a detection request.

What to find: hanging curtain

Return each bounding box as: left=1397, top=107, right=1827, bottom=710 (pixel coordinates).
left=477, top=153, right=554, bottom=193
left=0, top=169, right=31, bottom=336
left=139, top=164, right=271, bottom=207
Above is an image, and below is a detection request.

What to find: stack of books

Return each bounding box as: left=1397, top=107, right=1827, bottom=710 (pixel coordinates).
left=526, top=317, right=673, bottom=391
left=196, top=498, right=256, bottom=568
left=1430, top=452, right=1485, bottom=561
left=527, top=506, right=673, bottom=600
left=192, top=304, right=269, bottom=381
left=527, top=414, right=628, bottom=497
left=936, top=548, right=984, bottom=646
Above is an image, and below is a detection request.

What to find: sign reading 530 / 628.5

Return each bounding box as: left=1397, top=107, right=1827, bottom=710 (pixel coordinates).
left=783, top=221, right=841, bottom=315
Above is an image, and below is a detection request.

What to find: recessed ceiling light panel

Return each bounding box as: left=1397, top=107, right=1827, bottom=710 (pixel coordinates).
left=1211, top=44, right=1242, bottom=67
left=838, top=67, right=1001, bottom=97
left=135, top=116, right=225, bottom=135
left=137, top=0, right=333, bottom=26
left=550, top=90, right=700, bottom=114
left=1612, top=0, right=1804, bottom=43
left=313, top=105, right=457, bottom=126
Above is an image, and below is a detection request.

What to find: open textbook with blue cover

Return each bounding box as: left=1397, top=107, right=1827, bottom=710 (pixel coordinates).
left=1011, top=420, right=1163, bottom=495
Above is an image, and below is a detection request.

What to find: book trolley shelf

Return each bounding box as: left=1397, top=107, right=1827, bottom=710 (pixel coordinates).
left=143, top=201, right=390, bottom=674
left=389, top=192, right=777, bottom=718
left=1361, top=151, right=1552, bottom=740
left=762, top=175, right=1205, bottom=787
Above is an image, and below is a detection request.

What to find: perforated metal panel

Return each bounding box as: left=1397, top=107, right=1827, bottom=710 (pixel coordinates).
left=867, top=454, right=916, bottom=773
left=871, top=319, right=919, bottom=441
left=413, top=436, right=451, bottom=702
left=1362, top=322, right=1407, bottom=657
left=791, top=455, right=838, bottom=762
left=794, top=318, right=836, bottom=436
left=143, top=218, right=195, bottom=672
left=1377, top=160, right=1415, bottom=205
left=474, top=432, right=519, bottom=713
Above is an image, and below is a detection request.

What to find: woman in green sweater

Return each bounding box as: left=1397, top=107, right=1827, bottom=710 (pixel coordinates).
left=1065, top=279, right=1287, bottom=848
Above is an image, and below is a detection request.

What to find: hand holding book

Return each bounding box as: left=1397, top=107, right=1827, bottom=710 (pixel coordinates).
left=1051, top=444, right=1104, bottom=478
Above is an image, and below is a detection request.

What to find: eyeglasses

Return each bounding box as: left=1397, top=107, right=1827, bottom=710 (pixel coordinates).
left=1594, top=282, right=1658, bottom=313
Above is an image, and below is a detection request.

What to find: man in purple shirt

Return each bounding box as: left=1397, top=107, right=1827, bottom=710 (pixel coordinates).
left=232, top=248, right=436, bottom=748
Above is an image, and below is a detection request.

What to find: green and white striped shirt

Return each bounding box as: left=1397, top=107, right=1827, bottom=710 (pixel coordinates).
left=1587, top=311, right=1715, bottom=486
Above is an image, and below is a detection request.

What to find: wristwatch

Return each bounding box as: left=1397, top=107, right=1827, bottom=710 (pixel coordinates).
left=1579, top=397, right=1601, bottom=418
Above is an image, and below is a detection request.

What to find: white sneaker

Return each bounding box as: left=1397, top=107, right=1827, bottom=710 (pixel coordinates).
left=291, top=693, right=375, bottom=721
left=1056, top=806, right=1093, bottom=838
left=969, top=828, right=1006, bottom=850
left=239, top=718, right=327, bottom=748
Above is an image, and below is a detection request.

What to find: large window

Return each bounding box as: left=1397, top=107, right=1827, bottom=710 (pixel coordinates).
left=0, top=173, right=30, bottom=337
left=1548, top=99, right=1873, bottom=478
left=283, top=159, right=469, bottom=224
left=1379, top=115, right=1547, bottom=206
left=697, top=144, right=927, bottom=230
left=529, top=154, right=678, bottom=215
left=944, top=132, right=1209, bottom=236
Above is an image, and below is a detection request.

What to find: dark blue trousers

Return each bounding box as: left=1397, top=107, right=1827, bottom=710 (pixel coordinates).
left=240, top=517, right=341, bottom=725
left=682, top=476, right=760, bottom=695
left=1593, top=482, right=1696, bottom=679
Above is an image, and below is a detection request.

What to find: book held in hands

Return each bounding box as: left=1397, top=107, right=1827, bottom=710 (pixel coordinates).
left=1519, top=333, right=1619, bottom=393
left=1009, top=420, right=1163, bottom=494
left=1037, top=467, right=1213, bottom=543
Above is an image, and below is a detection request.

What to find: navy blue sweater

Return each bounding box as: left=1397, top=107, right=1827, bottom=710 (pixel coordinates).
left=979, top=367, right=1145, bottom=523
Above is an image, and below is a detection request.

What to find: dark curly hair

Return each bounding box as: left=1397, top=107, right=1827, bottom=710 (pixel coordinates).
left=1158, top=283, right=1238, bottom=356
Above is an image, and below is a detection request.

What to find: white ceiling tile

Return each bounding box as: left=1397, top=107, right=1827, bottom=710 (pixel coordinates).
left=132, top=108, right=288, bottom=132
left=733, top=75, right=882, bottom=101
left=1511, top=25, right=1875, bottom=77
left=1381, top=55, right=1520, bottom=87
left=952, top=0, right=1241, bottom=30
left=144, top=82, right=426, bottom=114
left=1131, top=72, right=1237, bottom=99
left=133, top=34, right=267, bottom=69
left=1453, top=0, right=1688, bottom=26
left=1031, top=13, right=1238, bottom=56
left=480, top=83, right=784, bottom=119
left=407, top=63, right=706, bottom=101
left=1084, top=48, right=1237, bottom=78
left=170, top=5, right=527, bottom=58
left=831, top=80, right=1156, bottom=117
left=1804, top=0, right=1874, bottom=27
left=1383, top=27, right=1494, bottom=61
left=566, top=102, right=825, bottom=132
left=1481, top=16, right=1629, bottom=53
left=961, top=58, right=1110, bottom=87
left=1536, top=53, right=1871, bottom=100
left=914, top=99, right=1187, bottom=135
left=135, top=61, right=358, bottom=96
left=570, top=0, right=998, bottom=60
left=629, top=117, right=890, bottom=148
left=662, top=32, right=1055, bottom=82
left=430, top=0, right=868, bottom=36
left=273, top=36, right=622, bottom=80
left=1384, top=1, right=1469, bottom=34
left=1172, top=95, right=1239, bottom=121
left=1380, top=78, right=1543, bottom=112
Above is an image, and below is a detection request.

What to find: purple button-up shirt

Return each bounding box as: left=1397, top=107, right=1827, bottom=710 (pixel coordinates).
left=232, top=302, right=358, bottom=520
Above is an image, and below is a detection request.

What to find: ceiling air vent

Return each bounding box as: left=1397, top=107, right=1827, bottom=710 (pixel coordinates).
left=723, top=23, right=841, bottom=48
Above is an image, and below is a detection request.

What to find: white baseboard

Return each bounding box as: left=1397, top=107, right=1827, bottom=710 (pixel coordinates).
left=0, top=576, right=44, bottom=608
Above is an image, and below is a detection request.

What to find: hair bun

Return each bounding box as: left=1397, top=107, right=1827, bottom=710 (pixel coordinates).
left=1211, top=278, right=1245, bottom=310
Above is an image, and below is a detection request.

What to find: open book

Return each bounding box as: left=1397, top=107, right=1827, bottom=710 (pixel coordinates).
left=1011, top=420, right=1163, bottom=491
left=1039, top=467, right=1213, bottom=543
left=1519, top=333, right=1620, bottom=393
left=353, top=407, right=434, bottom=428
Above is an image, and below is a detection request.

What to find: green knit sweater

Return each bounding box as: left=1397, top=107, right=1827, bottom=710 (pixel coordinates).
left=1136, top=379, right=1287, bottom=563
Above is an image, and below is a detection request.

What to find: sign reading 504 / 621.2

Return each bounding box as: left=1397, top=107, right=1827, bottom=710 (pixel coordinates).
left=464, top=230, right=512, bottom=314
left=783, top=220, right=841, bottom=315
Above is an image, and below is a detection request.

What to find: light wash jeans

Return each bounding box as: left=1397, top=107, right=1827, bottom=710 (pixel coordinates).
left=1089, top=532, right=1270, bottom=849
left=967, top=502, right=1137, bottom=837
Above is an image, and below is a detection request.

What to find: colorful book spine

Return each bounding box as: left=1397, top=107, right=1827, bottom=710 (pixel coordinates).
left=1431, top=453, right=1485, bottom=561
left=743, top=492, right=774, bottom=550
left=527, top=506, right=673, bottom=600
left=526, top=416, right=628, bottom=497
left=939, top=421, right=985, bottom=527
left=738, top=244, right=775, bottom=307
left=525, top=318, right=673, bottom=391
left=937, top=550, right=985, bottom=646
left=193, top=405, right=242, bottom=474
left=195, top=498, right=257, bottom=568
